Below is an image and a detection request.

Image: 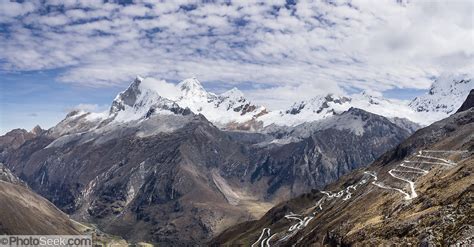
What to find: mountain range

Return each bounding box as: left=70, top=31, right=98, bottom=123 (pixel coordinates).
left=0, top=75, right=472, bottom=245
left=35, top=73, right=472, bottom=136
left=213, top=90, right=474, bottom=246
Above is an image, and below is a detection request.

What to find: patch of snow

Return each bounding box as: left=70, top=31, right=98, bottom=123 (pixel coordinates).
left=84, top=110, right=108, bottom=121
left=409, top=74, right=473, bottom=115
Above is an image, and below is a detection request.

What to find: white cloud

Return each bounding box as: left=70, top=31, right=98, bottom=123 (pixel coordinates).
left=121, top=4, right=151, bottom=17
left=70, top=103, right=102, bottom=112
left=0, top=0, right=473, bottom=108
left=0, top=1, right=36, bottom=19
left=140, top=78, right=182, bottom=100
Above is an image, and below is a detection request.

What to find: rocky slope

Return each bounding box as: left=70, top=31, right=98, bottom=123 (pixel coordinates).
left=0, top=78, right=412, bottom=245
left=0, top=125, right=43, bottom=154
left=0, top=163, right=81, bottom=235
left=212, top=94, right=474, bottom=246
left=242, top=107, right=412, bottom=195
left=1, top=110, right=409, bottom=245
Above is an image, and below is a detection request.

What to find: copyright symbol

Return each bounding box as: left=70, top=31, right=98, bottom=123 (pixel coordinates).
left=0, top=237, right=8, bottom=245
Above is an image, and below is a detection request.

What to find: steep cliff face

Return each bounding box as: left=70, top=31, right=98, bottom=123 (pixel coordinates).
left=212, top=103, right=474, bottom=246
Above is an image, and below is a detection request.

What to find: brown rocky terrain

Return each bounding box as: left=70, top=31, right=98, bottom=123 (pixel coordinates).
left=0, top=163, right=80, bottom=235
left=0, top=125, right=43, bottom=150
left=212, top=100, right=474, bottom=246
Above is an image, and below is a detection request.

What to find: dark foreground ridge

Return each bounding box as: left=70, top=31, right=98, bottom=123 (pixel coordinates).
left=456, top=89, right=474, bottom=113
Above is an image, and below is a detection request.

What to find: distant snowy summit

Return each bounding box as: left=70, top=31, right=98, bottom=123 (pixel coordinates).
left=259, top=91, right=415, bottom=127
left=261, top=74, right=472, bottom=127
left=54, top=74, right=473, bottom=135
left=109, top=76, right=266, bottom=128
left=409, top=74, right=473, bottom=114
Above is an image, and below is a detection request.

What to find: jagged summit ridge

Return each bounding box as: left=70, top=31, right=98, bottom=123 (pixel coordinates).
left=264, top=74, right=472, bottom=127
left=110, top=76, right=145, bottom=114
left=105, top=76, right=266, bottom=127
left=285, top=94, right=351, bottom=115
left=260, top=90, right=422, bottom=127
left=53, top=74, right=472, bottom=134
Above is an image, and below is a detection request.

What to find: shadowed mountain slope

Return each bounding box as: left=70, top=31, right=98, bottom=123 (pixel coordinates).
left=0, top=163, right=81, bottom=235
left=456, top=89, right=474, bottom=113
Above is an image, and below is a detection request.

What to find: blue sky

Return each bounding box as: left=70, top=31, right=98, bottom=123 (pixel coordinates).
left=0, top=69, right=120, bottom=133
left=0, top=0, right=473, bottom=134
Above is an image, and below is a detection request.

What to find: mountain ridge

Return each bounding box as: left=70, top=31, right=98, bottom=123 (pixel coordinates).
left=49, top=74, right=471, bottom=136
left=211, top=94, right=474, bottom=246
left=2, top=74, right=471, bottom=137
left=0, top=106, right=411, bottom=245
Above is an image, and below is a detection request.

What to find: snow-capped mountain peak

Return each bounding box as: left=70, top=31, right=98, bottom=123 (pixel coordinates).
left=409, top=74, right=473, bottom=114
left=102, top=76, right=266, bottom=127
left=258, top=93, right=352, bottom=127
left=52, top=74, right=472, bottom=135
left=285, top=94, right=351, bottom=115
left=109, top=76, right=144, bottom=114
left=177, top=77, right=210, bottom=98
left=221, top=87, right=245, bottom=100
left=174, top=80, right=265, bottom=127
left=427, top=74, right=471, bottom=95
left=106, top=76, right=192, bottom=123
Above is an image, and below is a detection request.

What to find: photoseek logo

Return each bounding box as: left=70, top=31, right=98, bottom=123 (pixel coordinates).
left=0, top=235, right=92, bottom=247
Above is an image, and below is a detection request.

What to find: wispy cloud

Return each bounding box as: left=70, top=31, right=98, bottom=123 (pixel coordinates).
left=0, top=0, right=472, bottom=108
left=68, top=103, right=108, bottom=113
